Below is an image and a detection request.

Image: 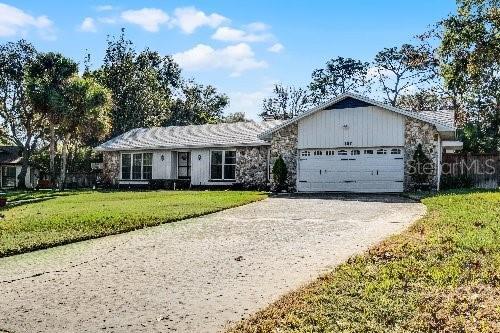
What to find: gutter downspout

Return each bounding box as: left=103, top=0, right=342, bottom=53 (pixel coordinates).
left=437, top=134, right=442, bottom=191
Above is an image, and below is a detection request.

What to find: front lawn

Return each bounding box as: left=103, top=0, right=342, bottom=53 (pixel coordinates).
left=0, top=190, right=266, bottom=257
left=228, top=190, right=500, bottom=333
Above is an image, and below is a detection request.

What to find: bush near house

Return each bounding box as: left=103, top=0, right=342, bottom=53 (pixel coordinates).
left=0, top=190, right=266, bottom=257
left=228, top=190, right=500, bottom=333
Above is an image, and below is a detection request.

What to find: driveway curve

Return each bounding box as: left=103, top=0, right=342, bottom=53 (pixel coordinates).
left=0, top=195, right=425, bottom=333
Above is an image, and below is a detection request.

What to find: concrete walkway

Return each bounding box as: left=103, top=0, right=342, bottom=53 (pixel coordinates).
left=0, top=195, right=425, bottom=333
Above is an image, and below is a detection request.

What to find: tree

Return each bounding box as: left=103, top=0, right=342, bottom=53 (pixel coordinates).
left=272, top=155, right=288, bottom=191
left=261, top=84, right=310, bottom=120
left=95, top=29, right=181, bottom=136
left=25, top=52, right=78, bottom=188
left=397, top=89, right=455, bottom=111
left=167, top=81, right=229, bottom=126
left=438, top=0, right=499, bottom=153
left=373, top=44, right=435, bottom=106
left=309, top=57, right=371, bottom=105
left=409, top=143, right=433, bottom=189
left=57, top=76, right=111, bottom=189
left=223, top=112, right=249, bottom=123
left=0, top=40, right=43, bottom=188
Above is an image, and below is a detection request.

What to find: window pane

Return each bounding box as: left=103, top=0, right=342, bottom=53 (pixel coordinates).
left=211, top=151, right=222, bottom=165
left=211, top=165, right=222, bottom=179
left=132, top=154, right=142, bottom=179
left=122, top=154, right=131, bottom=179
left=224, top=165, right=235, bottom=180
left=143, top=153, right=153, bottom=166
left=143, top=166, right=152, bottom=179
left=224, top=151, right=236, bottom=164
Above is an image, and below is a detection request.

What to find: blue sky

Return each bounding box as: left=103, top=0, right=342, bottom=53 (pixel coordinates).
left=1, top=1, right=456, bottom=119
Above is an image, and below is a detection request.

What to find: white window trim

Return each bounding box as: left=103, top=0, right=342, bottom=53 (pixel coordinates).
left=210, top=150, right=236, bottom=181
left=120, top=152, right=153, bottom=180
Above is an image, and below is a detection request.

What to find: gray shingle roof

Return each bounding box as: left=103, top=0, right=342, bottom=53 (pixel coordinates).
left=96, top=120, right=284, bottom=151
left=418, top=110, right=455, bottom=129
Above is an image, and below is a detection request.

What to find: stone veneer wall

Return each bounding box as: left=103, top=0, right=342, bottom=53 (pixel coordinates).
left=235, top=146, right=269, bottom=189
left=404, top=117, right=439, bottom=191
left=102, top=151, right=120, bottom=185
left=269, top=123, right=298, bottom=191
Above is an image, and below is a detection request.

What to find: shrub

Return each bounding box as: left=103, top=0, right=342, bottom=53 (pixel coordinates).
left=272, top=155, right=288, bottom=191
left=409, top=143, right=433, bottom=189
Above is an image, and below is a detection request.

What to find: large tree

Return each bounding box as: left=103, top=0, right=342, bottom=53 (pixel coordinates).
left=309, top=57, right=371, bottom=105
left=0, top=40, right=42, bottom=188
left=167, top=81, right=229, bottom=126
left=439, top=0, right=499, bottom=153
left=57, top=76, right=111, bottom=189
left=25, top=52, right=78, bottom=187
left=261, top=84, right=310, bottom=120
left=373, top=44, right=435, bottom=106
left=95, top=29, right=181, bottom=136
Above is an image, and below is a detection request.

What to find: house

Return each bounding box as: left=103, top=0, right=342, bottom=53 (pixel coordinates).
left=97, top=93, right=462, bottom=192
left=0, top=146, right=36, bottom=189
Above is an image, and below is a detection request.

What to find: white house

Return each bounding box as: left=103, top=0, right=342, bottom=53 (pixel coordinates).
left=0, top=146, right=35, bottom=189
left=97, top=93, right=462, bottom=192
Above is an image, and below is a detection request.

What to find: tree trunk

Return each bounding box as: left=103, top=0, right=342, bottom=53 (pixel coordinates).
left=59, top=133, right=70, bottom=191
left=17, top=149, right=30, bottom=189
left=49, top=122, right=56, bottom=189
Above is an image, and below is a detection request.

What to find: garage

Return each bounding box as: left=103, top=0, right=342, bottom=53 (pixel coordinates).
left=297, top=147, right=404, bottom=192
left=258, top=93, right=458, bottom=193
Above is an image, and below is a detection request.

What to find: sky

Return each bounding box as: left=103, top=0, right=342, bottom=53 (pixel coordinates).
left=0, top=1, right=457, bottom=119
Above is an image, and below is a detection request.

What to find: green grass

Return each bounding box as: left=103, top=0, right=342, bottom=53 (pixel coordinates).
left=0, top=190, right=266, bottom=257
left=228, top=190, right=500, bottom=333
left=2, top=189, right=82, bottom=203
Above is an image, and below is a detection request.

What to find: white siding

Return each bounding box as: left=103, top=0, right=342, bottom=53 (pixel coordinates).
left=190, top=149, right=210, bottom=186
left=152, top=150, right=172, bottom=179
left=298, top=106, right=405, bottom=149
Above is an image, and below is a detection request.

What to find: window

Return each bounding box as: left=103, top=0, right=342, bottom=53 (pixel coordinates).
left=351, top=150, right=360, bottom=155
left=211, top=150, right=236, bottom=180
left=377, top=149, right=387, bottom=155
left=364, top=149, right=374, bottom=154
left=314, top=150, right=323, bottom=156
left=1, top=166, right=16, bottom=187
left=338, top=150, right=348, bottom=155
left=142, top=153, right=153, bottom=179
left=391, top=148, right=402, bottom=155
left=326, top=150, right=334, bottom=156
left=122, top=153, right=153, bottom=180
left=121, top=154, right=131, bottom=180
left=132, top=154, right=142, bottom=179
left=301, top=151, right=310, bottom=157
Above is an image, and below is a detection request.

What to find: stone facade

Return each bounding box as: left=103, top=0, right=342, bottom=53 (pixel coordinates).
left=102, top=151, right=120, bottom=185
left=235, top=146, right=269, bottom=189
left=269, top=123, right=298, bottom=191
left=404, top=117, right=440, bottom=191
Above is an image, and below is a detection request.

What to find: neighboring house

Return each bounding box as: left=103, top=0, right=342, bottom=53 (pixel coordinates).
left=0, top=146, right=35, bottom=189
left=96, top=93, right=462, bottom=192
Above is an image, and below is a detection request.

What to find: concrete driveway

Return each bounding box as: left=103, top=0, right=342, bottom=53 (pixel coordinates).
left=0, top=195, right=424, bottom=333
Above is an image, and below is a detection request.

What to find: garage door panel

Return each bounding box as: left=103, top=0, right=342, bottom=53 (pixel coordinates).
left=298, top=148, right=404, bottom=193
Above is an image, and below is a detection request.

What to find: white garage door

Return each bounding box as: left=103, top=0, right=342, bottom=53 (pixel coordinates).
left=297, top=148, right=404, bottom=193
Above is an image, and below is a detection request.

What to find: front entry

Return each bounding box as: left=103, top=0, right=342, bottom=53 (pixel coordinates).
left=177, top=152, right=191, bottom=179
left=297, top=147, right=404, bottom=192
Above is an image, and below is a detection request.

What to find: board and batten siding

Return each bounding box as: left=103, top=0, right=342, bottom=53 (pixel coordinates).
left=298, top=106, right=405, bottom=149
left=152, top=150, right=172, bottom=179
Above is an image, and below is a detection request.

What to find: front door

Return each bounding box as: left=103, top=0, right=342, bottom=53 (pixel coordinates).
left=177, top=152, right=191, bottom=179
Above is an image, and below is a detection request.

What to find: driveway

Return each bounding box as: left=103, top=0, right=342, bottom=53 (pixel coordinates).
left=0, top=195, right=425, bottom=333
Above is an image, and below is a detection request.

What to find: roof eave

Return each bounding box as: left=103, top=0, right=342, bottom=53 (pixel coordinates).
left=95, top=141, right=271, bottom=152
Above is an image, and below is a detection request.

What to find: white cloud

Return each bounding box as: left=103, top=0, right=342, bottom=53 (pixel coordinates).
left=0, top=3, right=55, bottom=39
left=212, top=26, right=272, bottom=43
left=79, top=17, right=97, bottom=32
left=367, top=66, right=394, bottom=80
left=245, top=21, right=270, bottom=32
left=268, top=43, right=284, bottom=53
left=96, top=5, right=113, bottom=12
left=173, top=43, right=267, bottom=77
left=171, top=7, right=228, bottom=34
left=98, top=17, right=117, bottom=24
left=227, top=90, right=269, bottom=120
left=121, top=8, right=169, bottom=32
